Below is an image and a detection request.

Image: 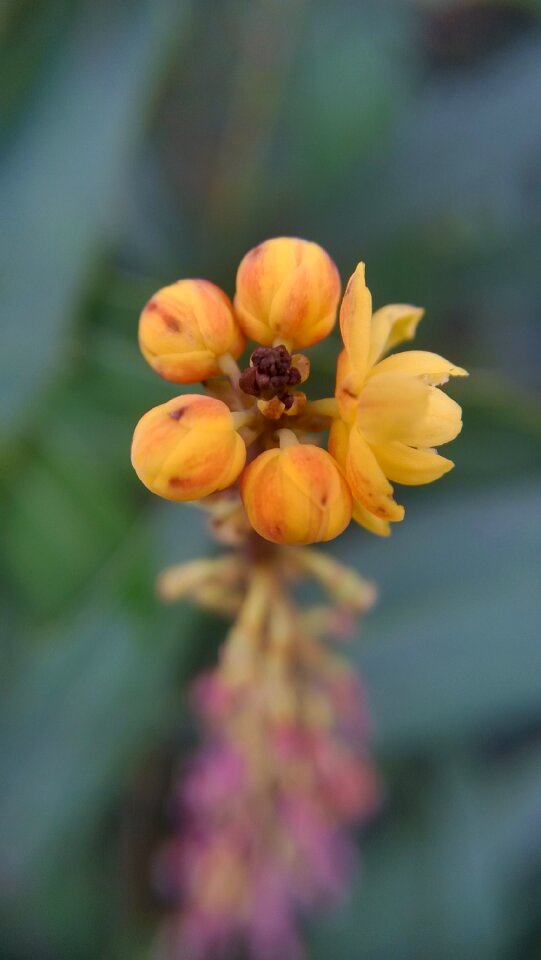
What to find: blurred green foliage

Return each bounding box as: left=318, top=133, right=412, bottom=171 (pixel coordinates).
left=1, top=1, right=541, bottom=958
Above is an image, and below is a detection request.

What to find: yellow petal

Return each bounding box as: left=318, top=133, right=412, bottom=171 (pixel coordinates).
left=352, top=500, right=391, bottom=537
left=397, top=387, right=463, bottom=447
left=371, top=441, right=454, bottom=485
left=328, top=416, right=350, bottom=468
left=369, top=304, right=424, bottom=366
left=334, top=349, right=362, bottom=422
left=339, top=263, right=372, bottom=380
left=346, top=424, right=404, bottom=522
left=370, top=349, right=468, bottom=385
left=357, top=373, right=429, bottom=445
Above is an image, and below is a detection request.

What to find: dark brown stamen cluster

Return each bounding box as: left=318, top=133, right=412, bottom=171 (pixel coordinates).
left=239, top=345, right=301, bottom=410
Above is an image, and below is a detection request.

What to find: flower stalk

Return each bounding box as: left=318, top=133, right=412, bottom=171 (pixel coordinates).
left=129, top=235, right=467, bottom=960
left=153, top=540, right=379, bottom=960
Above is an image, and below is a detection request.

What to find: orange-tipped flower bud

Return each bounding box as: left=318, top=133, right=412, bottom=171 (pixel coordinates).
left=131, top=395, right=246, bottom=502
left=139, top=279, right=245, bottom=383
left=234, top=237, right=341, bottom=349
left=241, top=440, right=352, bottom=544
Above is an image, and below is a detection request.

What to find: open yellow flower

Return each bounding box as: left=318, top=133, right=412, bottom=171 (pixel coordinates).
left=328, top=264, right=467, bottom=536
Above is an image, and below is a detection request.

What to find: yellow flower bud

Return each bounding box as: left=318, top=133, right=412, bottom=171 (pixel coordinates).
left=234, top=237, right=341, bottom=349
left=241, top=440, right=352, bottom=544
left=131, top=395, right=246, bottom=501
left=139, top=279, right=245, bottom=383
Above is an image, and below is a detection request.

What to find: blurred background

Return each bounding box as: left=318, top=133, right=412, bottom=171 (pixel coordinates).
left=2, top=0, right=541, bottom=957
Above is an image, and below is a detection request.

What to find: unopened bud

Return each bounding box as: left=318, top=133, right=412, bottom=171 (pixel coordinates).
left=234, top=237, right=341, bottom=349
left=241, top=442, right=352, bottom=544
left=139, top=279, right=245, bottom=383
left=131, top=395, right=246, bottom=501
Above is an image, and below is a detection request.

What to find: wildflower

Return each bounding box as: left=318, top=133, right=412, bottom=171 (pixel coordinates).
left=129, top=238, right=467, bottom=958
left=139, top=278, right=245, bottom=383
left=234, top=237, right=341, bottom=349
left=131, top=394, right=246, bottom=501
left=241, top=431, right=352, bottom=544
left=328, top=263, right=467, bottom=535
left=132, top=239, right=465, bottom=542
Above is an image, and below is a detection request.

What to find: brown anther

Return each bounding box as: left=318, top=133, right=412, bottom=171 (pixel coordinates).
left=290, top=353, right=310, bottom=384
left=257, top=396, right=287, bottom=420
left=284, top=392, right=307, bottom=417
left=239, top=345, right=307, bottom=409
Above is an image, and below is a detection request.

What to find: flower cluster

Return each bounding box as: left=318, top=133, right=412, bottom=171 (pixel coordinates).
left=131, top=237, right=467, bottom=960
left=131, top=237, right=466, bottom=542
left=153, top=555, right=378, bottom=960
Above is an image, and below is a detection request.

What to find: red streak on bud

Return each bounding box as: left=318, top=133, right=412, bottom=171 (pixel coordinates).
left=169, top=407, right=186, bottom=421
left=162, top=312, right=181, bottom=332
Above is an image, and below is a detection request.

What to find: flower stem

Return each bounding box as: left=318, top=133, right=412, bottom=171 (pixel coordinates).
left=218, top=351, right=242, bottom=390
left=156, top=555, right=245, bottom=603
left=289, top=547, right=377, bottom=613
left=220, top=564, right=275, bottom=682
left=277, top=428, right=299, bottom=449
left=304, top=398, right=340, bottom=419
left=238, top=564, right=274, bottom=634
left=231, top=410, right=257, bottom=431
left=239, top=424, right=265, bottom=446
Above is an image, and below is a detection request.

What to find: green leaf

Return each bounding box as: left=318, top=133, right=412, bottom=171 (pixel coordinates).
left=0, top=0, right=189, bottom=435
left=0, top=503, right=210, bottom=893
